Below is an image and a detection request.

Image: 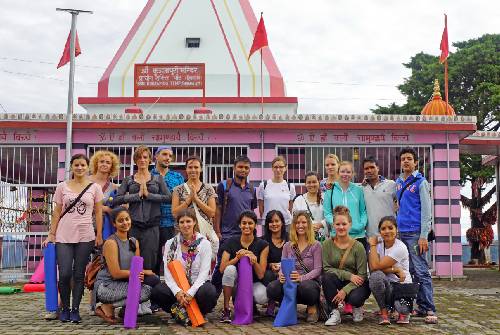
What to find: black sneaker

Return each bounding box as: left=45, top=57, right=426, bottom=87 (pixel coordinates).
left=70, top=308, right=81, bottom=323
left=220, top=308, right=232, bottom=323
left=59, top=308, right=70, bottom=323
left=150, top=302, right=160, bottom=313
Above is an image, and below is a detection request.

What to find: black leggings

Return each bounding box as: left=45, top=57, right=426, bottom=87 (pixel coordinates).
left=129, top=225, right=159, bottom=272
left=56, top=241, right=94, bottom=309
left=266, top=279, right=320, bottom=307
left=151, top=281, right=217, bottom=315
left=322, top=272, right=371, bottom=308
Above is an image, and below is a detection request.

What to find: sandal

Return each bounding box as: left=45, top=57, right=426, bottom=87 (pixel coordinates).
left=424, top=313, right=438, bottom=324
left=95, top=306, right=117, bottom=325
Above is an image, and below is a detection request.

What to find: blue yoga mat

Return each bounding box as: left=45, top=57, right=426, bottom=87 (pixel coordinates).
left=102, top=213, right=116, bottom=240
left=44, top=243, right=58, bottom=312
left=273, top=258, right=298, bottom=327
left=102, top=190, right=117, bottom=240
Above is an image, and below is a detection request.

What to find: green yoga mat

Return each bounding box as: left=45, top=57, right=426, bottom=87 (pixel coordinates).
left=0, top=286, right=21, bottom=294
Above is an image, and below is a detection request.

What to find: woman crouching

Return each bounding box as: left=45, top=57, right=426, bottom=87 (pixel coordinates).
left=266, top=211, right=322, bottom=323
left=151, top=208, right=217, bottom=316
left=94, top=207, right=159, bottom=324
left=322, top=206, right=370, bottom=326
left=368, top=216, right=414, bottom=325
left=219, top=210, right=269, bottom=323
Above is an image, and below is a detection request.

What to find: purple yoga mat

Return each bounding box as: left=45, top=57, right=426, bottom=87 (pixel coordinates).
left=232, top=256, right=253, bottom=325
left=124, top=256, right=143, bottom=329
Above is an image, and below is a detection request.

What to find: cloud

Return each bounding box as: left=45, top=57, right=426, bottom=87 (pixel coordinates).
left=0, top=0, right=498, bottom=115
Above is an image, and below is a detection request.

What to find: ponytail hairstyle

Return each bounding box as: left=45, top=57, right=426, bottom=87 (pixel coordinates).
left=304, top=171, right=322, bottom=205
left=110, top=207, right=136, bottom=252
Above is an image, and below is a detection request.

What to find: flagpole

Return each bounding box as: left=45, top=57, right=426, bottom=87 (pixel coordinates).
left=56, top=8, right=92, bottom=179
left=444, top=59, right=449, bottom=113
left=260, top=48, right=264, bottom=115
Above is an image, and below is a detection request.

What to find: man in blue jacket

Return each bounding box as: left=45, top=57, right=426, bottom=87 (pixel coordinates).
left=396, top=148, right=437, bottom=324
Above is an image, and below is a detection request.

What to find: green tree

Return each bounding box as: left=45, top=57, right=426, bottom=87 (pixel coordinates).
left=372, top=34, right=500, bottom=263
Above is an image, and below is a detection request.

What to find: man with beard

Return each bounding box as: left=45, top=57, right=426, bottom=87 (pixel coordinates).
left=362, top=156, right=397, bottom=239
left=151, top=146, right=184, bottom=275
left=212, top=155, right=257, bottom=296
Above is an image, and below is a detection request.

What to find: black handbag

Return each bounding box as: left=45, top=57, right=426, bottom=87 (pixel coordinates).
left=391, top=282, right=420, bottom=300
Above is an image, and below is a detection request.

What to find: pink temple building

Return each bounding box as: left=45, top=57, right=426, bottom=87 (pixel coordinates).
left=1, top=0, right=498, bottom=279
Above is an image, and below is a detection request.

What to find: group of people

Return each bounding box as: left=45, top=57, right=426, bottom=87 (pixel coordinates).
left=42, top=145, right=438, bottom=326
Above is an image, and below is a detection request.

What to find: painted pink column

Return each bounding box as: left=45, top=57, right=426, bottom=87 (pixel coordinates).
left=432, top=133, right=463, bottom=277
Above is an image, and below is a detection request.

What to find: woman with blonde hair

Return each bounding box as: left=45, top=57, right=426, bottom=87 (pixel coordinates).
left=266, top=211, right=322, bottom=323
left=320, top=154, right=340, bottom=192
left=89, top=150, right=120, bottom=209
left=323, top=160, right=368, bottom=249
left=322, top=206, right=370, bottom=326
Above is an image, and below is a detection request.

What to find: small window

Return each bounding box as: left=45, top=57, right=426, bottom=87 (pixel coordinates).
left=186, top=38, right=200, bottom=48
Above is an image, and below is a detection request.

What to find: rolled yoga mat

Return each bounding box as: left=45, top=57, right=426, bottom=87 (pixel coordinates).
left=273, top=258, right=298, bottom=327
left=29, top=259, right=44, bottom=283
left=124, top=256, right=143, bottom=329
left=23, top=283, right=45, bottom=292
left=232, top=256, right=253, bottom=325
left=0, top=287, right=21, bottom=294
left=44, top=243, right=58, bottom=312
left=167, top=260, right=206, bottom=327
left=102, top=190, right=117, bottom=240
left=102, top=213, right=116, bottom=240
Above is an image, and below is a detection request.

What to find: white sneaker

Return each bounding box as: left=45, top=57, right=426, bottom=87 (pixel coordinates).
left=137, top=301, right=152, bottom=315
left=352, top=307, right=364, bottom=322
left=324, top=309, right=341, bottom=326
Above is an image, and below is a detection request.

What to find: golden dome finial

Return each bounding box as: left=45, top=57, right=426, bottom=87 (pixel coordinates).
left=433, top=79, right=442, bottom=99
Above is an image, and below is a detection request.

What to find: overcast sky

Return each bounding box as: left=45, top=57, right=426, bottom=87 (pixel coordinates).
left=0, top=0, right=498, bottom=238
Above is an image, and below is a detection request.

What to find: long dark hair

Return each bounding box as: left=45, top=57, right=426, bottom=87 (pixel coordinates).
left=264, top=210, right=287, bottom=243
left=110, top=207, right=136, bottom=252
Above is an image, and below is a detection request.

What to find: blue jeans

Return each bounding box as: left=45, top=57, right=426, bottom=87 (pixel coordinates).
left=399, top=232, right=436, bottom=313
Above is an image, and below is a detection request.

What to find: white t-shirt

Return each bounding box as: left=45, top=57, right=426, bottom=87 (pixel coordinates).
left=376, top=238, right=412, bottom=283
left=292, top=194, right=328, bottom=237
left=257, top=180, right=296, bottom=225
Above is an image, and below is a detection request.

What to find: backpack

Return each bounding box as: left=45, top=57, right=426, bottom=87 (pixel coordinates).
left=84, top=235, right=137, bottom=290
left=84, top=250, right=103, bottom=290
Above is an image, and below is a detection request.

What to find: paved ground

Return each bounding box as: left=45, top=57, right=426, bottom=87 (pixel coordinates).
left=0, top=269, right=499, bottom=335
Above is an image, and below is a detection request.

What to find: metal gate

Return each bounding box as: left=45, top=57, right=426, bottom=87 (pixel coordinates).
left=0, top=145, right=57, bottom=280
left=87, top=145, right=248, bottom=186
left=277, top=145, right=432, bottom=185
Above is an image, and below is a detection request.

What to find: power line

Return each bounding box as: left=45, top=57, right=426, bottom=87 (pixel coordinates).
left=0, top=69, right=97, bottom=85
left=0, top=56, right=105, bottom=69
left=0, top=103, right=8, bottom=113
left=288, top=80, right=396, bottom=87
left=1, top=56, right=400, bottom=87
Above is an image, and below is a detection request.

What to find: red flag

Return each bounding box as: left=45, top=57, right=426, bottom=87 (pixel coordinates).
left=57, top=31, right=81, bottom=69
left=248, top=15, right=268, bottom=59
left=439, top=14, right=448, bottom=63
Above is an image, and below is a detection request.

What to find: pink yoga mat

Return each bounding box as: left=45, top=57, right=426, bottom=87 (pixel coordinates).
left=124, top=256, right=143, bottom=329
left=29, top=259, right=44, bottom=283
left=232, top=256, right=253, bottom=325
